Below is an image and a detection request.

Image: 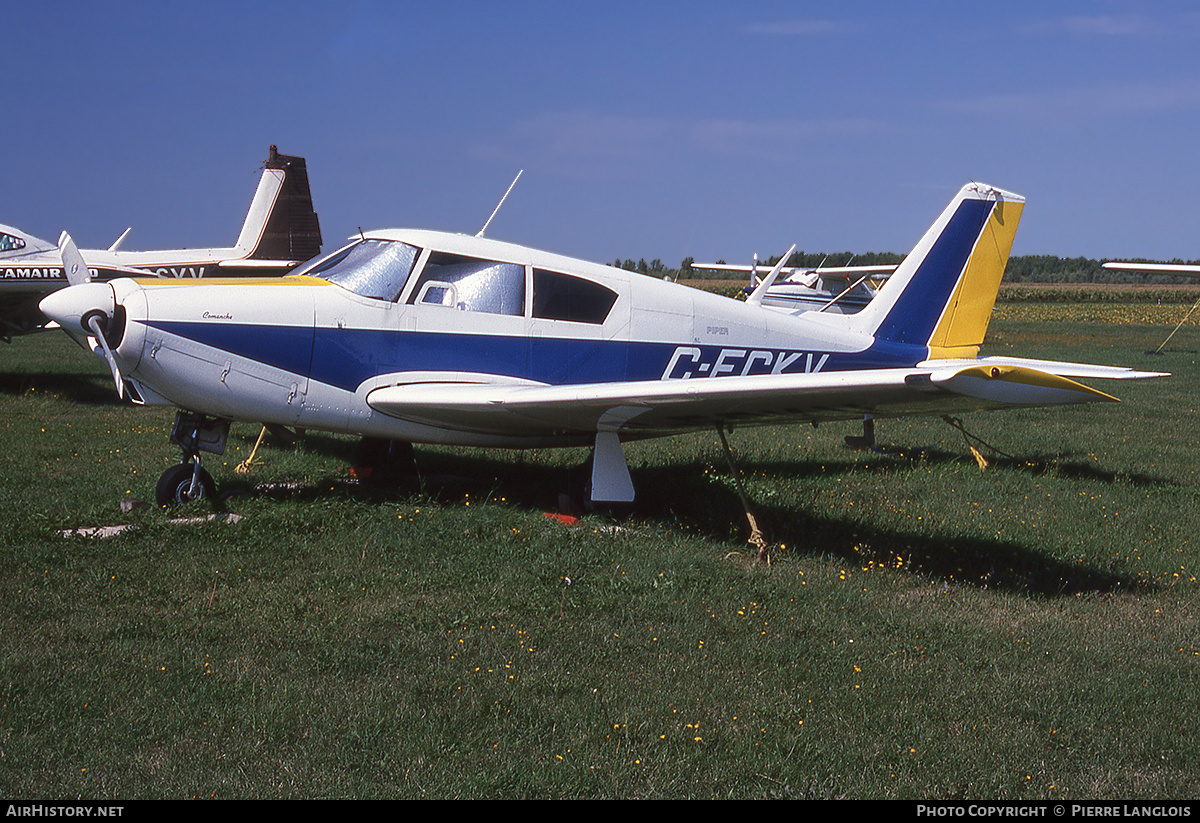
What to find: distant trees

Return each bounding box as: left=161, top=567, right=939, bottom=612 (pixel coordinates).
left=611, top=258, right=670, bottom=276
left=1004, top=255, right=1101, bottom=283
left=763, top=251, right=905, bottom=270
left=1004, top=255, right=1200, bottom=283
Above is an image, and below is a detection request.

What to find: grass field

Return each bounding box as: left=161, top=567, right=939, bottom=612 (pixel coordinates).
left=2, top=308, right=1200, bottom=799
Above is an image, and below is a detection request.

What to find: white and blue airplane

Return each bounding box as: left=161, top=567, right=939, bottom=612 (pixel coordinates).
left=0, top=146, right=322, bottom=340
left=39, top=181, right=1165, bottom=507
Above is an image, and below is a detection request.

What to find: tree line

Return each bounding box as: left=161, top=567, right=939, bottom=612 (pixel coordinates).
left=612, top=252, right=1200, bottom=283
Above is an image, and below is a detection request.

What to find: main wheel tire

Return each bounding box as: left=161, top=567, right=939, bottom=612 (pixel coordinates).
left=155, top=463, right=216, bottom=506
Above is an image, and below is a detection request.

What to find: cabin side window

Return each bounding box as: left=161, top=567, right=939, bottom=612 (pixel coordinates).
left=296, top=239, right=421, bottom=302
left=532, top=269, right=618, bottom=325
left=408, top=252, right=524, bottom=316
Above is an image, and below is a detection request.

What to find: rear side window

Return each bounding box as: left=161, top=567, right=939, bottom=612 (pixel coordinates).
left=532, top=269, right=617, bottom=324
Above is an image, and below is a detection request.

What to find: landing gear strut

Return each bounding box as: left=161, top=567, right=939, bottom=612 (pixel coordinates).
left=155, top=412, right=229, bottom=506
left=844, top=414, right=875, bottom=449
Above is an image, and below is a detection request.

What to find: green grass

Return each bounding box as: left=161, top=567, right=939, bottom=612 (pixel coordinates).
left=2, top=317, right=1200, bottom=798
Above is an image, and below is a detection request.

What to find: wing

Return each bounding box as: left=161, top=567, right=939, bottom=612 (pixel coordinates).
left=365, top=361, right=1163, bottom=440
left=1102, top=262, right=1200, bottom=277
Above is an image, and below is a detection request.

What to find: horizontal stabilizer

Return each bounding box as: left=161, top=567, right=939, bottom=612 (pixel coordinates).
left=925, top=364, right=1119, bottom=405
left=923, top=356, right=1168, bottom=381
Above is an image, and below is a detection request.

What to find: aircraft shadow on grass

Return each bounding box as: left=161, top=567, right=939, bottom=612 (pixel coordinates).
left=0, top=370, right=124, bottom=406
left=632, top=459, right=1152, bottom=598
left=812, top=444, right=1176, bottom=489
left=227, top=442, right=1154, bottom=598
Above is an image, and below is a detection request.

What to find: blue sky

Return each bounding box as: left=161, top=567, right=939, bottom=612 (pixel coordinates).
left=6, top=1, right=1200, bottom=266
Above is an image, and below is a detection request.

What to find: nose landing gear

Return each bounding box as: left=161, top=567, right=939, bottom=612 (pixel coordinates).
left=155, top=413, right=229, bottom=507
left=156, top=461, right=216, bottom=506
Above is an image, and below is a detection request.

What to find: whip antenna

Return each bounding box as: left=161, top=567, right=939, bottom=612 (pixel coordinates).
left=477, top=170, right=523, bottom=237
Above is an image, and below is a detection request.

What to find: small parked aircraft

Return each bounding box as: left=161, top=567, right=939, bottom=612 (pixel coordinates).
left=0, top=146, right=322, bottom=340
left=39, top=181, right=1165, bottom=507
left=692, top=257, right=896, bottom=314
left=1102, top=259, right=1200, bottom=354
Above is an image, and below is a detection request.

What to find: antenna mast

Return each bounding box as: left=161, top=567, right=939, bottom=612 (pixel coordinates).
left=477, top=170, right=523, bottom=237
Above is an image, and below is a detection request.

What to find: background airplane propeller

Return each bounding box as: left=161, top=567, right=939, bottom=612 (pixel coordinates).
left=57, top=231, right=91, bottom=286
left=745, top=244, right=797, bottom=307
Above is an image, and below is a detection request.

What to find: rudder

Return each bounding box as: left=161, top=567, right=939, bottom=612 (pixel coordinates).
left=926, top=191, right=1022, bottom=358
left=848, top=183, right=1024, bottom=359
left=235, top=146, right=324, bottom=262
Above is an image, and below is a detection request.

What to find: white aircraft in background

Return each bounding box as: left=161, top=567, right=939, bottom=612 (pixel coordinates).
left=40, top=181, right=1164, bottom=509
left=1103, top=260, right=1200, bottom=277
left=692, top=257, right=896, bottom=314
left=0, top=146, right=322, bottom=340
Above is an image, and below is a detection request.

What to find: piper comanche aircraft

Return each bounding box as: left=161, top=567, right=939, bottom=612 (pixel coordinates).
left=39, top=181, right=1165, bottom=508
left=0, top=146, right=321, bottom=340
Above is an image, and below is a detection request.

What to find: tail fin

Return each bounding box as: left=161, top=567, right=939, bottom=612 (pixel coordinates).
left=847, top=183, right=1023, bottom=359
left=233, top=146, right=323, bottom=262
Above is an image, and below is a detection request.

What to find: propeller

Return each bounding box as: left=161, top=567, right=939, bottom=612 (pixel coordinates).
left=745, top=244, right=797, bottom=307
left=57, top=231, right=91, bottom=285
left=56, top=232, right=123, bottom=397
left=86, top=312, right=125, bottom=399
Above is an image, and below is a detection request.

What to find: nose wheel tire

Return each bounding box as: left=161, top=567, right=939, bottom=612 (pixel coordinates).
left=156, top=463, right=216, bottom=506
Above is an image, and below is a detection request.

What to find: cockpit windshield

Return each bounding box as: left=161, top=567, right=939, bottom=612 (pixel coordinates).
left=294, top=239, right=421, bottom=301
left=0, top=233, right=26, bottom=253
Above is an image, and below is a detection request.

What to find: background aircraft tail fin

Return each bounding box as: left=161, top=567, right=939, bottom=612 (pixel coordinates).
left=234, top=146, right=323, bottom=262
left=847, top=183, right=1023, bottom=359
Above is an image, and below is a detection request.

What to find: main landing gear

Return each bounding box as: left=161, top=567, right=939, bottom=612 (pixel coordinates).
left=844, top=414, right=875, bottom=450
left=155, top=412, right=229, bottom=506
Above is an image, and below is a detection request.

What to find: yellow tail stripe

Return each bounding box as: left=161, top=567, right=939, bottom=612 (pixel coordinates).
left=927, top=199, right=1024, bottom=359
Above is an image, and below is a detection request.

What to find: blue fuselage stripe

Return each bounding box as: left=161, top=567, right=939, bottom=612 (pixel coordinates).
left=143, top=322, right=927, bottom=391
left=872, top=198, right=992, bottom=345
